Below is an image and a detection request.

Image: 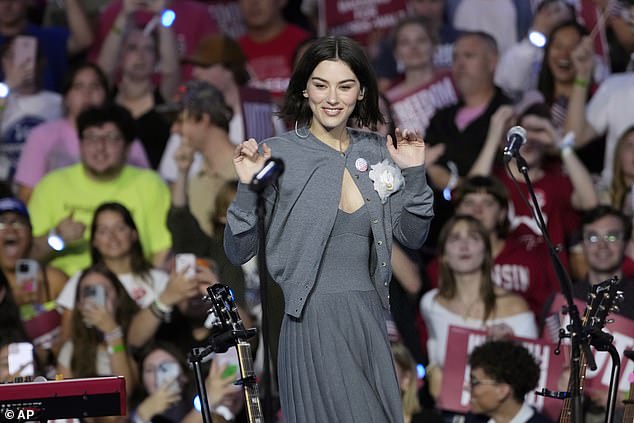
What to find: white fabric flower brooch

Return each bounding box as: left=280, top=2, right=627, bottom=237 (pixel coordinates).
left=368, top=159, right=404, bottom=204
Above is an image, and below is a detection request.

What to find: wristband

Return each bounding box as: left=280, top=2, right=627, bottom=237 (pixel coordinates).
left=105, top=326, right=123, bottom=343
left=443, top=161, right=459, bottom=201
left=574, top=77, right=589, bottom=88
left=154, top=297, right=173, bottom=313
left=150, top=300, right=172, bottom=322
left=107, top=343, right=126, bottom=354
left=47, top=228, right=65, bottom=252
left=558, top=131, right=575, bottom=151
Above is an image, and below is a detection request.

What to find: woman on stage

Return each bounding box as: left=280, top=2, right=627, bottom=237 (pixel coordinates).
left=224, top=35, right=434, bottom=423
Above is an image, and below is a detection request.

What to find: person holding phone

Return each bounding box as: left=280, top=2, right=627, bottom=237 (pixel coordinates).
left=0, top=36, right=63, bottom=181
left=224, top=35, right=434, bottom=422
left=131, top=341, right=238, bottom=423
left=56, top=202, right=172, bottom=342
left=0, top=0, right=93, bottom=92
left=57, top=263, right=139, bottom=397
left=0, top=197, right=67, bottom=361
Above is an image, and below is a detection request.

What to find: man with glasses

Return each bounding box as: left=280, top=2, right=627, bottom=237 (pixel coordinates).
left=564, top=205, right=634, bottom=423
left=26, top=104, right=171, bottom=277
left=466, top=340, right=553, bottom=423
left=576, top=205, right=634, bottom=320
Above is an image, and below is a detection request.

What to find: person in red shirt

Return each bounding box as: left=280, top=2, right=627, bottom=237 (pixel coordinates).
left=93, top=0, right=219, bottom=81
left=238, top=0, right=312, bottom=100
left=426, top=175, right=558, bottom=318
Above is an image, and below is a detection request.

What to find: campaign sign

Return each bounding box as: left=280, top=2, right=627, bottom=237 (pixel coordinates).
left=318, top=0, right=408, bottom=44
left=438, top=326, right=566, bottom=421
left=386, top=71, right=458, bottom=136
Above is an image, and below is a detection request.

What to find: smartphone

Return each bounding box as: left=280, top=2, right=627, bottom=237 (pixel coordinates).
left=15, top=259, right=39, bottom=295
left=155, top=361, right=181, bottom=394
left=12, top=35, right=37, bottom=71
left=175, top=253, right=196, bottom=279
left=82, top=284, right=106, bottom=307
left=214, top=347, right=240, bottom=392
left=8, top=342, right=34, bottom=377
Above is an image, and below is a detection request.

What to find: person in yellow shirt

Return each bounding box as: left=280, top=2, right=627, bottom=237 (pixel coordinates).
left=27, top=103, right=171, bottom=277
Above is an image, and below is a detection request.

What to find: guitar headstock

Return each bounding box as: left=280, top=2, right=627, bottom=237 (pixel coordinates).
left=584, top=276, right=623, bottom=332
left=204, top=284, right=246, bottom=341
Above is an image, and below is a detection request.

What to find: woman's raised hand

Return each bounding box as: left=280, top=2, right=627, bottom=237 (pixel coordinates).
left=233, top=139, right=272, bottom=184
left=386, top=128, right=426, bottom=169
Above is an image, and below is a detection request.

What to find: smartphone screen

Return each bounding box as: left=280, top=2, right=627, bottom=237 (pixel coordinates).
left=175, top=253, right=196, bottom=279
left=214, top=348, right=240, bottom=392
left=12, top=35, right=36, bottom=72
left=15, top=259, right=39, bottom=295
left=8, top=342, right=34, bottom=377
left=82, top=284, right=106, bottom=307
left=155, top=361, right=181, bottom=394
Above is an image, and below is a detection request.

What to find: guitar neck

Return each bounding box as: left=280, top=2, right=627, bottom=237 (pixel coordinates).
left=560, top=349, right=589, bottom=423
left=236, top=341, right=263, bottom=423
left=623, top=402, right=634, bottom=423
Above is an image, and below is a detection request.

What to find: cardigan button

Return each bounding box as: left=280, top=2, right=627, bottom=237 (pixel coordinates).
left=377, top=240, right=383, bottom=246
left=372, top=219, right=379, bottom=224
left=381, top=262, right=387, bottom=267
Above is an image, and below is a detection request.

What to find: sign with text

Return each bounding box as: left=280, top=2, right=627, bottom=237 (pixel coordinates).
left=546, top=293, right=634, bottom=394
left=318, top=0, right=408, bottom=45
left=386, top=71, right=458, bottom=136
left=439, top=326, right=565, bottom=421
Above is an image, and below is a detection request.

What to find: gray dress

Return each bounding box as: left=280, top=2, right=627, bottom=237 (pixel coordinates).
left=278, top=206, right=404, bottom=423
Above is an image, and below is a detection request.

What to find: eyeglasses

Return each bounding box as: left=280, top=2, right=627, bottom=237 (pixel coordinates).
left=0, top=220, right=29, bottom=231
left=468, top=377, right=499, bottom=388
left=583, top=231, right=624, bottom=244
left=82, top=132, right=124, bottom=146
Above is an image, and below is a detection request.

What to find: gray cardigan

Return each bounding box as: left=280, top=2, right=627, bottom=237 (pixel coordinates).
left=224, top=128, right=434, bottom=318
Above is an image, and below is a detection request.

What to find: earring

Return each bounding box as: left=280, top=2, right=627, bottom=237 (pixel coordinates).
left=302, top=90, right=308, bottom=98
left=295, top=121, right=309, bottom=139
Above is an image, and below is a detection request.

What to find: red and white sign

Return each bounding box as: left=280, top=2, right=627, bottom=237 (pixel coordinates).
left=318, top=0, right=408, bottom=45
left=439, top=326, right=566, bottom=421
left=386, top=71, right=458, bottom=136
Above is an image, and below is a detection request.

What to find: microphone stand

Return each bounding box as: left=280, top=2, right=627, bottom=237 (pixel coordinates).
left=255, top=192, right=273, bottom=423
left=510, top=154, right=593, bottom=423
left=189, top=345, right=215, bottom=423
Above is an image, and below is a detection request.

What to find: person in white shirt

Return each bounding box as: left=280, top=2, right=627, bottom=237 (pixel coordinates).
left=56, top=202, right=170, bottom=340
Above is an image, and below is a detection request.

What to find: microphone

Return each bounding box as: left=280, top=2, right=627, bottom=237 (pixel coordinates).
left=503, top=126, right=527, bottom=163
left=249, top=158, right=285, bottom=192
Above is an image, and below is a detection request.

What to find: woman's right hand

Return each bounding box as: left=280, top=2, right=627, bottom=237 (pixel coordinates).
left=174, top=142, right=194, bottom=175
left=159, top=268, right=199, bottom=307
left=233, top=139, right=271, bottom=184
left=136, top=386, right=181, bottom=422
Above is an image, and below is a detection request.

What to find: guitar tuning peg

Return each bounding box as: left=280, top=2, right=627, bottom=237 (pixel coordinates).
left=606, top=318, right=615, bottom=324
left=610, top=305, right=620, bottom=313
left=202, top=295, right=210, bottom=303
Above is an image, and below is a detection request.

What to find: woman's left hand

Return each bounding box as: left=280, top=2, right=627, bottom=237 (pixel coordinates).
left=386, top=128, right=426, bottom=169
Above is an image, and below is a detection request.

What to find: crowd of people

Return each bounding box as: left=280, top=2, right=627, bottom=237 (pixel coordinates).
left=1, top=0, right=634, bottom=422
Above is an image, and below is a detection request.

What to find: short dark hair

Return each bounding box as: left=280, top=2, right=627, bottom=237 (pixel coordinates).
left=453, top=175, right=510, bottom=238
left=62, top=62, right=110, bottom=98
left=581, top=205, right=632, bottom=242
left=456, top=31, right=499, bottom=55
left=469, top=340, right=540, bottom=403
left=278, top=35, right=384, bottom=130
left=77, top=103, right=136, bottom=145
